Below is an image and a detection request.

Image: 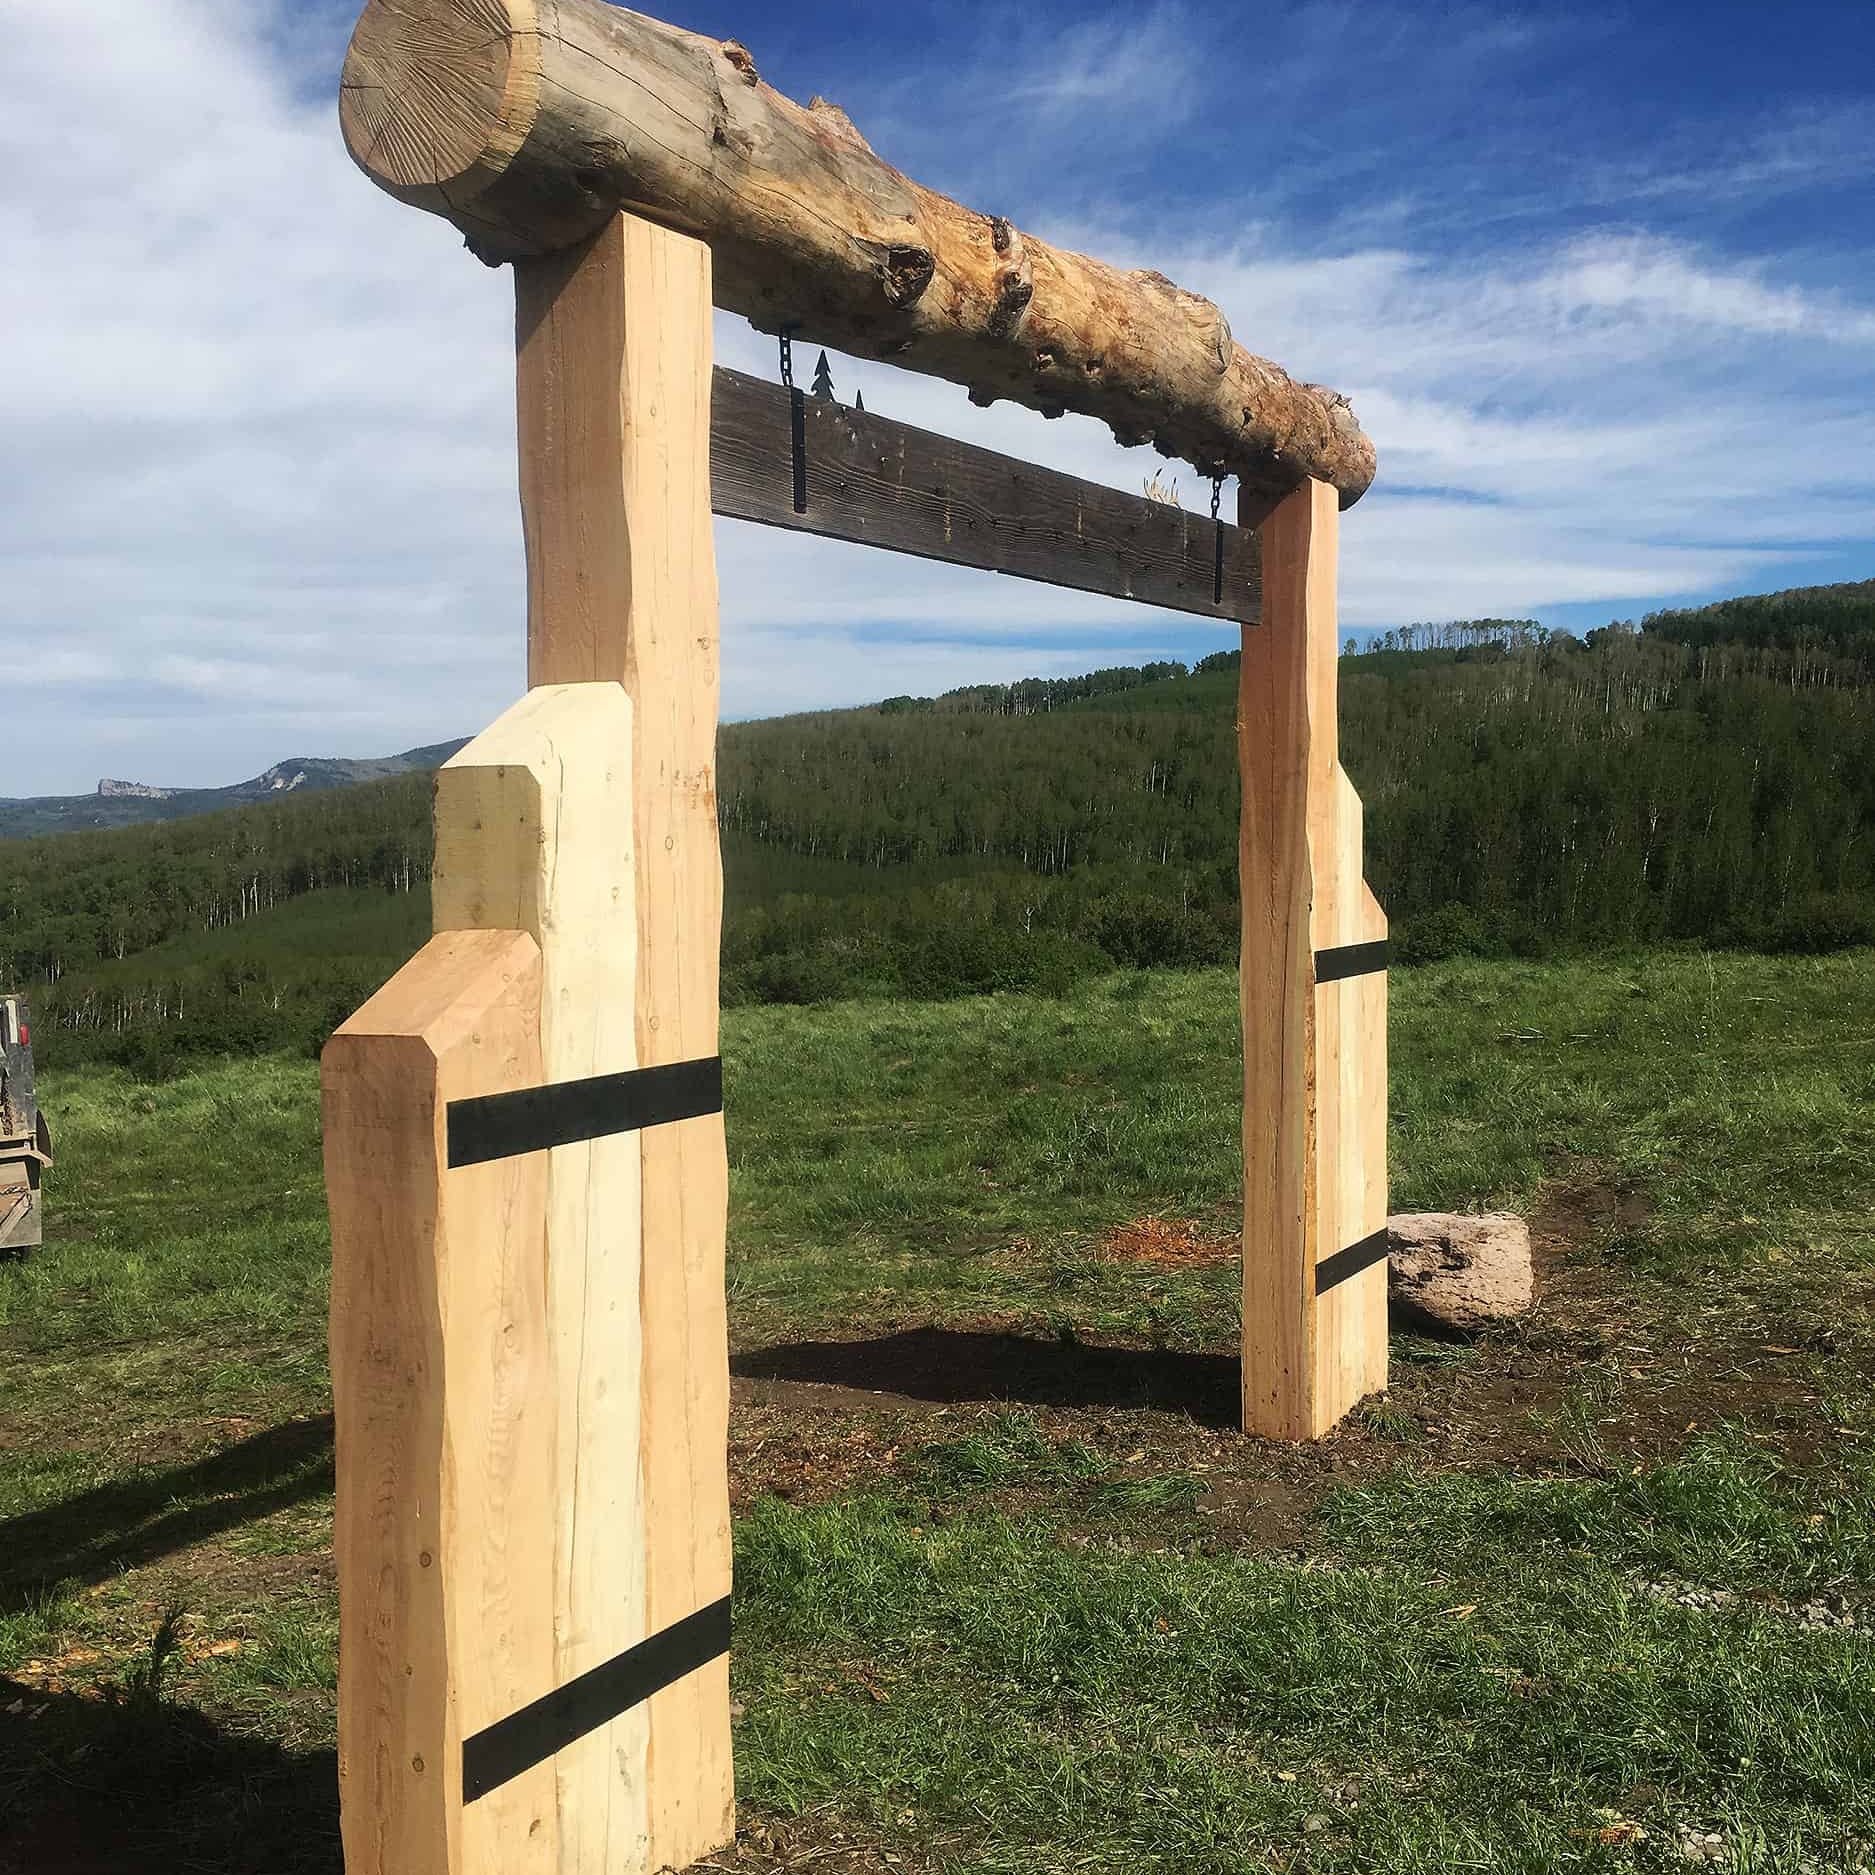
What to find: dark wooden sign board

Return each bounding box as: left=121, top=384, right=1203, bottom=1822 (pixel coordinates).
left=709, top=368, right=1261, bottom=624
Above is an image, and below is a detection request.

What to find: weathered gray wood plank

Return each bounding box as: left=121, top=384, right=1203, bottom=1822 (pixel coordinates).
left=709, top=368, right=1260, bottom=623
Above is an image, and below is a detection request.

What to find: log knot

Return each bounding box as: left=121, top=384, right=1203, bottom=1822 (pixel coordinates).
left=881, top=244, right=936, bottom=309
left=988, top=268, right=1034, bottom=337
left=1208, top=308, right=1234, bottom=372
left=984, top=219, right=1033, bottom=338
left=720, top=39, right=760, bottom=85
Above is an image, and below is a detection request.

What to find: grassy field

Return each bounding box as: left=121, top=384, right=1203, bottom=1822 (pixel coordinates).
left=3, top=951, right=1874, bottom=1872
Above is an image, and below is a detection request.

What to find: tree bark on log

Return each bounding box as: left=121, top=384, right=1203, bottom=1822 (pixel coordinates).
left=339, top=0, right=1377, bottom=505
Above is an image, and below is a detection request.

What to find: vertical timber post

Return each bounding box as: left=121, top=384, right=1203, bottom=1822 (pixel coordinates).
left=513, top=211, right=733, bottom=1868
left=1239, top=478, right=1389, bottom=1439
left=325, top=929, right=557, bottom=1875
left=431, top=683, right=647, bottom=1871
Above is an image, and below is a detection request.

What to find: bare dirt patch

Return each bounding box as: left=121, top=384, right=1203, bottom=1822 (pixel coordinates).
left=699, top=1809, right=969, bottom=1875
left=1098, top=1214, right=1237, bottom=1268
left=726, top=1173, right=1864, bottom=1543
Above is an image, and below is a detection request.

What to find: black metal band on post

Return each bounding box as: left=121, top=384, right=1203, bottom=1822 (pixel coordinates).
left=461, top=1596, right=732, bottom=1804
left=446, top=1056, right=723, bottom=1168
left=1315, top=1227, right=1389, bottom=1296
left=1313, top=939, right=1389, bottom=985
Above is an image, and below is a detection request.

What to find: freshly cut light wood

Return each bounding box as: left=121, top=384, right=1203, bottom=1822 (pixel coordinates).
left=1239, top=478, right=1388, bottom=1439
left=324, top=927, right=557, bottom=1875
left=1313, top=768, right=1389, bottom=1425
left=339, top=0, right=1376, bottom=504
left=432, top=683, right=646, bottom=1874
left=514, top=212, right=733, bottom=1869
left=1237, top=488, right=1318, bottom=1440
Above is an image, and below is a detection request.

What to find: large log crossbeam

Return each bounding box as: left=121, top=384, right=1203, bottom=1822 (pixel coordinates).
left=340, top=0, right=1376, bottom=506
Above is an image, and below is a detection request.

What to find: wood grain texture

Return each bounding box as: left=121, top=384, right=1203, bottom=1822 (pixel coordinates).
left=339, top=0, right=539, bottom=198
left=1313, top=768, right=1390, bottom=1426
left=1238, top=486, right=1320, bottom=1441
left=710, top=367, right=1260, bottom=621
left=432, top=683, right=647, bottom=1874
left=339, top=0, right=1375, bottom=504
left=1239, top=479, right=1388, bottom=1439
left=514, top=212, right=733, bottom=1870
left=324, top=927, right=557, bottom=1875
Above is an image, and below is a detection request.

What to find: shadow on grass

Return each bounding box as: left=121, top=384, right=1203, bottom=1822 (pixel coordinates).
left=0, top=1417, right=334, bottom=1615
left=0, top=1678, right=338, bottom=1874
left=734, top=1326, right=1240, bottom=1426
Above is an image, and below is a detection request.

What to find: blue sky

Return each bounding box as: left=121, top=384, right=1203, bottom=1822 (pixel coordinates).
left=2, top=0, right=1870, bottom=794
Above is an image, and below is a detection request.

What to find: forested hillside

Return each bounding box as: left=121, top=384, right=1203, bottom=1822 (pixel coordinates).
left=1642, top=575, right=1875, bottom=660
left=716, top=625, right=1874, bottom=975
left=4, top=578, right=1872, bottom=1066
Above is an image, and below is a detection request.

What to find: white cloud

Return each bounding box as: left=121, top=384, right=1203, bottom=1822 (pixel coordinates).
left=1595, top=101, right=1875, bottom=210
left=0, top=0, right=1870, bottom=796
left=1537, top=234, right=1875, bottom=344
left=1, top=0, right=523, bottom=793
left=1142, top=230, right=1875, bottom=622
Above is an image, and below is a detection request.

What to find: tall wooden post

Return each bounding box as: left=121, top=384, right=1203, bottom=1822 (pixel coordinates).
left=513, top=211, right=733, bottom=1870
left=1239, top=478, right=1389, bottom=1439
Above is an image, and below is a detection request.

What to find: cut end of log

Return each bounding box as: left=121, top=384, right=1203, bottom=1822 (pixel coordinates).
left=340, top=0, right=541, bottom=204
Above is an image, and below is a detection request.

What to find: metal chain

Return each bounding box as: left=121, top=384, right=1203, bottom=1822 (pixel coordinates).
left=1211, top=474, right=1227, bottom=606
left=780, top=325, right=807, bottom=513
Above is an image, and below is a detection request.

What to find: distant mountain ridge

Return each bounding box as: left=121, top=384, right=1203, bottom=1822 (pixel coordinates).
left=0, top=740, right=469, bottom=840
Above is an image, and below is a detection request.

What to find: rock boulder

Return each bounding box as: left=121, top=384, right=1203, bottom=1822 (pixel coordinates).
left=1387, top=1212, right=1534, bottom=1335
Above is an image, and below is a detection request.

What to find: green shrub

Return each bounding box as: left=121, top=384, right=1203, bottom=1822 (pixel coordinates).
left=1761, top=891, right=1875, bottom=955
left=1393, top=902, right=1494, bottom=964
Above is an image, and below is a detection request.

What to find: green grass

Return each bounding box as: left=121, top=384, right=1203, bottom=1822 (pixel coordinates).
left=724, top=950, right=1875, bottom=1346
left=3, top=949, right=1874, bottom=1871
left=733, top=1487, right=1873, bottom=1871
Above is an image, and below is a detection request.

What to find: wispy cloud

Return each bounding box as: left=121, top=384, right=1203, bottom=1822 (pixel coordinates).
left=1537, top=234, right=1875, bottom=343
left=849, top=0, right=1216, bottom=204
left=1004, top=3, right=1205, bottom=116
left=1146, top=223, right=1875, bottom=609
left=1595, top=101, right=1875, bottom=208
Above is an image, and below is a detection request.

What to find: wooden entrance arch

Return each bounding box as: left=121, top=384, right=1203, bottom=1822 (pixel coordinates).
left=322, top=5, right=1389, bottom=1869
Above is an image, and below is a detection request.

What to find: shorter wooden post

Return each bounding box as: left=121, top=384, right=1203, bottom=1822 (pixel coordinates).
left=328, top=681, right=731, bottom=1875
left=1239, top=477, right=1389, bottom=1439
left=324, top=927, right=556, bottom=1875
left=432, top=681, right=652, bottom=1875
